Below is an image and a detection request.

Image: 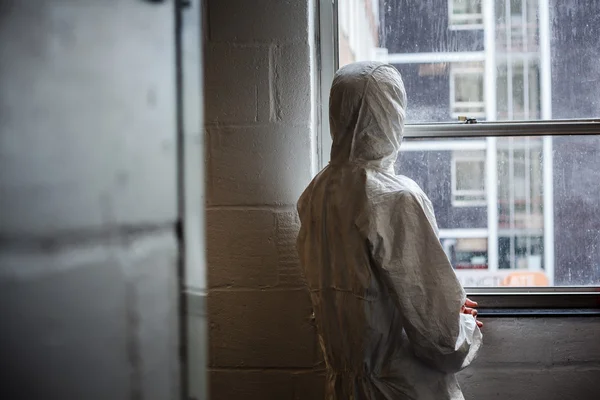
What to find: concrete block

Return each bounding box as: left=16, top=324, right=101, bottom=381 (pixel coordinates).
left=131, top=235, right=180, bottom=400
left=209, top=370, right=294, bottom=400
left=276, top=211, right=306, bottom=287
left=207, top=0, right=308, bottom=43
left=208, top=289, right=317, bottom=368
left=0, top=0, right=177, bottom=236
left=293, top=370, right=326, bottom=400
left=272, top=42, right=313, bottom=124
left=207, top=209, right=279, bottom=288
left=0, top=252, right=130, bottom=400
left=209, top=369, right=326, bottom=400
left=458, top=367, right=600, bottom=400
left=0, top=230, right=179, bottom=400
left=206, top=125, right=313, bottom=206
left=205, top=43, right=270, bottom=124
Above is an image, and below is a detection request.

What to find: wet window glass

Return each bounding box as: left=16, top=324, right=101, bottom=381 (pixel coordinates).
left=338, top=0, right=600, bottom=287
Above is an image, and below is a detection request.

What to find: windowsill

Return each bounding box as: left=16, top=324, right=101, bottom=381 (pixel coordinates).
left=468, top=288, right=600, bottom=315
left=477, top=308, right=600, bottom=317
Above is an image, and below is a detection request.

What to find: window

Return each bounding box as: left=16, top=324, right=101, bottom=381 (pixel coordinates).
left=496, top=0, right=538, bottom=52
left=452, top=150, right=486, bottom=206
left=441, top=235, right=489, bottom=270
left=497, top=139, right=543, bottom=230
left=449, top=0, right=484, bottom=29
left=319, top=0, right=600, bottom=296
left=450, top=63, right=486, bottom=118
left=338, top=0, right=379, bottom=67
left=497, top=60, right=540, bottom=120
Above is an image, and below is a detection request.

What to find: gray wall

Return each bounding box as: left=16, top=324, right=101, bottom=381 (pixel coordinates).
left=205, top=1, right=600, bottom=399
left=0, top=1, right=183, bottom=399
left=458, top=317, right=600, bottom=399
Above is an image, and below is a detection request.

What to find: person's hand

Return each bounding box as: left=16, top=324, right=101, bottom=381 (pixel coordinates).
left=461, top=298, right=483, bottom=328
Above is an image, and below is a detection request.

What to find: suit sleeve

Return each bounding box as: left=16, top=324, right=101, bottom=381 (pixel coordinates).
left=369, top=191, right=482, bottom=373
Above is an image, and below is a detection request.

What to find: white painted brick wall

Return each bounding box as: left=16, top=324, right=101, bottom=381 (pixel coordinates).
left=206, top=126, right=312, bottom=205
left=205, top=0, right=322, bottom=396
left=209, top=289, right=318, bottom=368
left=210, top=369, right=324, bottom=400
left=207, top=0, right=308, bottom=43
left=207, top=209, right=280, bottom=288
left=205, top=1, right=600, bottom=399
left=205, top=44, right=271, bottom=124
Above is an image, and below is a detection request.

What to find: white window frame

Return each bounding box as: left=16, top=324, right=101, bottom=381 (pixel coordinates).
left=451, top=151, right=487, bottom=207
left=440, top=230, right=490, bottom=271
left=450, top=63, right=486, bottom=119
left=497, top=232, right=545, bottom=270
left=448, top=0, right=484, bottom=30
left=317, top=0, right=600, bottom=310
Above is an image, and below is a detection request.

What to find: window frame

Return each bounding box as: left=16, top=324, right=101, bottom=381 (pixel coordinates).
left=451, top=151, right=487, bottom=207
left=450, top=63, right=487, bottom=119
left=448, top=0, right=484, bottom=30
left=317, top=0, right=600, bottom=311
left=440, top=233, right=490, bottom=270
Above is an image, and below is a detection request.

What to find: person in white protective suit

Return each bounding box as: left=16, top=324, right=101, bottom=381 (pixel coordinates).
left=297, top=61, right=483, bottom=400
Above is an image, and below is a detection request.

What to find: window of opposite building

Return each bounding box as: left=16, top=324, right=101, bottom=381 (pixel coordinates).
left=319, top=0, right=600, bottom=298
left=450, top=63, right=486, bottom=119
left=452, top=150, right=487, bottom=206
left=449, top=0, right=484, bottom=30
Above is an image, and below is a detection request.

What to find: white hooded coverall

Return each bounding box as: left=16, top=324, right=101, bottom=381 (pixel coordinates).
left=297, top=62, right=482, bottom=400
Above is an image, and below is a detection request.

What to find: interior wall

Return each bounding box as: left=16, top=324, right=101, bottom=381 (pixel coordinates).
left=204, top=1, right=600, bottom=399
left=458, top=317, right=599, bottom=399
left=204, top=0, right=323, bottom=398
left=0, top=1, right=182, bottom=399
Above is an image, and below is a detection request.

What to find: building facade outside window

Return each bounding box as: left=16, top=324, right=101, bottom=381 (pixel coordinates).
left=449, top=0, right=484, bottom=29
left=452, top=150, right=487, bottom=206
left=451, top=63, right=486, bottom=118
left=332, top=0, right=600, bottom=288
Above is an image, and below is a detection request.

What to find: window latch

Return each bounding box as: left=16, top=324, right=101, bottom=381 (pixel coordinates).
left=458, top=116, right=478, bottom=124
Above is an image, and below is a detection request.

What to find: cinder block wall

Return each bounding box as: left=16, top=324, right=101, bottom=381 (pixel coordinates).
left=204, top=0, right=324, bottom=398
left=0, top=1, right=181, bottom=399
left=204, top=1, right=600, bottom=400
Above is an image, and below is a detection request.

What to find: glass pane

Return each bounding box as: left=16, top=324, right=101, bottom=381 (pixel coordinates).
left=455, top=152, right=485, bottom=192
left=454, top=0, right=482, bottom=15
left=442, top=237, right=488, bottom=270
left=397, top=136, right=600, bottom=287
left=339, top=0, right=600, bottom=123
left=456, top=162, right=484, bottom=191
left=451, top=0, right=483, bottom=26
left=453, top=63, right=485, bottom=118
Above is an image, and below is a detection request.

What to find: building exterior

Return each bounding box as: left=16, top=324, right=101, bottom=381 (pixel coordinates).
left=338, top=0, right=600, bottom=287
left=338, top=0, right=381, bottom=66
